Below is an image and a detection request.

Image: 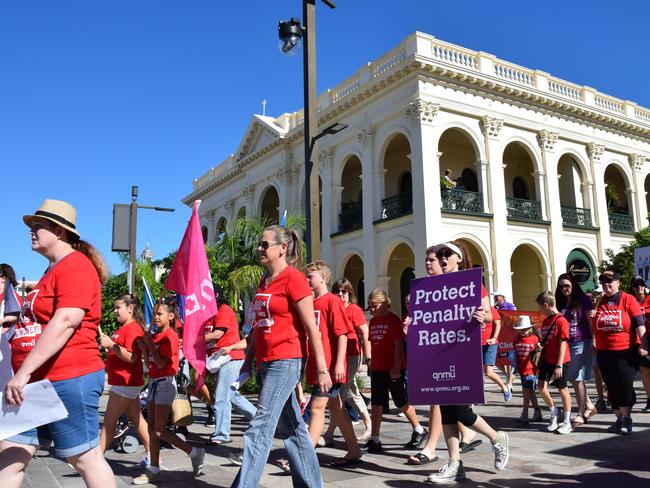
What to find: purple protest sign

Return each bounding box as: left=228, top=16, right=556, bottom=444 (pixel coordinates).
left=407, top=268, right=485, bottom=405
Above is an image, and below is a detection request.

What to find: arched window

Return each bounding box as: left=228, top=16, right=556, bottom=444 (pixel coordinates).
left=201, top=225, right=208, bottom=244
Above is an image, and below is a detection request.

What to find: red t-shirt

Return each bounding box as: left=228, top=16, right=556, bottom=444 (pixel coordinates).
left=11, top=251, right=104, bottom=382
left=105, top=320, right=144, bottom=386
left=306, top=293, right=352, bottom=385
left=214, top=304, right=244, bottom=360
left=482, top=307, right=500, bottom=345
left=513, top=333, right=539, bottom=376
left=253, top=266, right=312, bottom=363
left=148, top=326, right=180, bottom=378
left=638, top=294, right=650, bottom=325
left=345, top=303, right=366, bottom=357
left=369, top=311, right=406, bottom=372
left=593, top=292, right=642, bottom=351
left=541, top=314, right=570, bottom=364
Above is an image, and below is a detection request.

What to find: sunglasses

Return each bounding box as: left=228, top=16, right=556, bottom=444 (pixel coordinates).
left=258, top=240, right=282, bottom=250
left=436, top=249, right=455, bottom=259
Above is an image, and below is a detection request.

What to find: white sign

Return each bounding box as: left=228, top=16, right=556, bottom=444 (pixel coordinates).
left=634, top=246, right=650, bottom=287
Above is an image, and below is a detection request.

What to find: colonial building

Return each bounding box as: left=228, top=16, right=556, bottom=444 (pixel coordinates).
left=183, top=32, right=650, bottom=312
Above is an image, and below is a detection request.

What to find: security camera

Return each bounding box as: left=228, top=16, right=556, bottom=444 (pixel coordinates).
left=278, top=18, right=303, bottom=56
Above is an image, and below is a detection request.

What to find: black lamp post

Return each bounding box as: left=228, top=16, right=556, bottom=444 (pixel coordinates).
left=278, top=0, right=345, bottom=263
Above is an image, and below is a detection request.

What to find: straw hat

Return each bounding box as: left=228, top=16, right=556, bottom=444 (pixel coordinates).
left=23, top=199, right=80, bottom=237
left=513, top=315, right=534, bottom=330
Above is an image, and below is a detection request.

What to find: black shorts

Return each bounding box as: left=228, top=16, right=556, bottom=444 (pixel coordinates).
left=597, top=348, right=638, bottom=410
left=370, top=370, right=408, bottom=409
left=440, top=405, right=478, bottom=426
left=639, top=353, right=650, bottom=369
left=538, top=359, right=568, bottom=389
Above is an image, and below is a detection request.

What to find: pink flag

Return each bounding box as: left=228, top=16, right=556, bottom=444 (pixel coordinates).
left=164, top=200, right=217, bottom=393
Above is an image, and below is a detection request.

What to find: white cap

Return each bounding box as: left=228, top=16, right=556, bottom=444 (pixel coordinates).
left=492, top=290, right=506, bottom=297
left=432, top=242, right=463, bottom=261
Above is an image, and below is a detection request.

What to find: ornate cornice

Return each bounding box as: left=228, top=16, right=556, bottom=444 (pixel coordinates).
left=629, top=153, right=647, bottom=172
left=318, top=148, right=335, bottom=168
left=586, top=142, right=605, bottom=162
left=537, top=130, right=559, bottom=152
left=480, top=116, right=504, bottom=139
left=406, top=100, right=440, bottom=124
left=356, top=126, right=376, bottom=149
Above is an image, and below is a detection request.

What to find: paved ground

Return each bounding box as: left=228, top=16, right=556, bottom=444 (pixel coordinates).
left=23, top=378, right=650, bottom=487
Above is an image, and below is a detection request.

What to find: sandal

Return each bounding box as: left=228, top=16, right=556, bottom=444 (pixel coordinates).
left=407, top=452, right=438, bottom=465
left=275, top=459, right=291, bottom=474
left=572, top=415, right=586, bottom=427
left=583, top=405, right=598, bottom=421
left=459, top=439, right=482, bottom=453
left=329, top=457, right=363, bottom=468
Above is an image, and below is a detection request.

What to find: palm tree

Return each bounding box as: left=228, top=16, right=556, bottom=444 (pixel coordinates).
left=214, top=215, right=305, bottom=308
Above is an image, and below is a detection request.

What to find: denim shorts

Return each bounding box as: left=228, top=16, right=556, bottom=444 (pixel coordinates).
left=312, top=382, right=342, bottom=398
left=520, top=374, right=538, bottom=390
left=110, top=384, right=142, bottom=400
left=567, top=341, right=593, bottom=382
left=482, top=344, right=498, bottom=366
left=7, top=369, right=104, bottom=458
left=148, top=376, right=176, bottom=405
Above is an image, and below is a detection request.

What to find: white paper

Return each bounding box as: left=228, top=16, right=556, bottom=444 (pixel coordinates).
left=206, top=349, right=231, bottom=373
left=0, top=379, right=69, bottom=441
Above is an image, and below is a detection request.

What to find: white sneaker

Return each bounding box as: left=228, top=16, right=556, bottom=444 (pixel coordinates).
left=132, top=470, right=160, bottom=485
left=492, top=431, right=509, bottom=471
left=547, top=415, right=559, bottom=432
left=556, top=421, right=572, bottom=435
left=190, top=447, right=205, bottom=476
left=426, top=459, right=466, bottom=484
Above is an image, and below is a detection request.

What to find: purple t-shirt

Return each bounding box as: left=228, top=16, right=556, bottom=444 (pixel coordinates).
left=496, top=301, right=516, bottom=311
left=561, top=295, right=593, bottom=343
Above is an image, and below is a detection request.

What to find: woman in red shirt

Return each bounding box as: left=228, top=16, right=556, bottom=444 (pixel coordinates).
left=628, top=276, right=650, bottom=412
left=231, top=225, right=331, bottom=488
left=425, top=241, right=509, bottom=484
left=133, top=298, right=205, bottom=485
left=206, top=284, right=256, bottom=445
left=593, top=271, right=648, bottom=434
left=98, top=294, right=150, bottom=465
left=1, top=199, right=116, bottom=487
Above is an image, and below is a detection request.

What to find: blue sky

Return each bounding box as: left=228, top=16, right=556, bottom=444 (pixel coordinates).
left=2, top=0, right=649, bottom=281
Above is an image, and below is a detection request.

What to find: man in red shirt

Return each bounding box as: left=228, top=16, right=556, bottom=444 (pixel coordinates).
left=535, top=292, right=572, bottom=435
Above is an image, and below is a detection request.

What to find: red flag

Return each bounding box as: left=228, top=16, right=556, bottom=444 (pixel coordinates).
left=164, top=201, right=217, bottom=394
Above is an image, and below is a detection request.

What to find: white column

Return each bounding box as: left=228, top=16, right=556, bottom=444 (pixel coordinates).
left=360, top=127, right=379, bottom=297
left=587, top=143, right=609, bottom=262
left=331, top=186, right=344, bottom=234
left=540, top=143, right=564, bottom=285
left=320, top=163, right=334, bottom=264
left=534, top=170, right=549, bottom=220
left=477, top=159, right=490, bottom=213
left=407, top=95, right=442, bottom=263
left=581, top=181, right=596, bottom=226
left=630, top=154, right=648, bottom=229
left=482, top=116, right=510, bottom=296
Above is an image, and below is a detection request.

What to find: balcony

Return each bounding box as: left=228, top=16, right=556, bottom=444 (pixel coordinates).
left=379, top=191, right=412, bottom=221
left=561, top=206, right=593, bottom=227
left=441, top=188, right=484, bottom=214
left=506, top=197, right=543, bottom=221
left=338, top=205, right=363, bottom=233
left=609, top=212, right=634, bottom=233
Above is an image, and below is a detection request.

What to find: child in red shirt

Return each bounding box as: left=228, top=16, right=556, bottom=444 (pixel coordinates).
left=535, top=292, right=572, bottom=435
left=303, top=261, right=362, bottom=466
left=512, top=315, right=542, bottom=424
left=133, top=299, right=204, bottom=485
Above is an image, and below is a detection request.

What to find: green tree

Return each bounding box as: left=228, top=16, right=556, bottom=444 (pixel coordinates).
left=599, top=227, right=650, bottom=287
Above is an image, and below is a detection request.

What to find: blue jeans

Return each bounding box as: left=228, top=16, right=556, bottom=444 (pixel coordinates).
left=212, top=359, right=257, bottom=441
left=230, top=358, right=322, bottom=488
left=7, top=369, right=104, bottom=458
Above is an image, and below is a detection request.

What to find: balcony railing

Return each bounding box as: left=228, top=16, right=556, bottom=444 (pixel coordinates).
left=338, top=205, right=363, bottom=233
left=380, top=191, right=412, bottom=220
left=561, top=206, right=593, bottom=227
left=441, top=188, right=484, bottom=214
left=609, top=212, right=634, bottom=233
left=506, top=197, right=543, bottom=221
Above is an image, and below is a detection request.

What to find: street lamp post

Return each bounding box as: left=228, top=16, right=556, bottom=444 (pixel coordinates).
left=125, top=186, right=175, bottom=293
left=278, top=0, right=345, bottom=263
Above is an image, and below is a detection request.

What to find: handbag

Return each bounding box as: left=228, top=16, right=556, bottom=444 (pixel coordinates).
left=171, top=393, right=193, bottom=426
left=530, top=315, right=558, bottom=369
